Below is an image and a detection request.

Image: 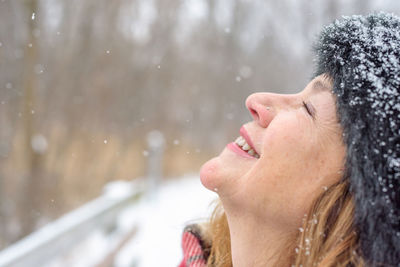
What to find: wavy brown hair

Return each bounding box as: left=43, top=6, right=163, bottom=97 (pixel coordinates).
left=203, top=179, right=364, bottom=267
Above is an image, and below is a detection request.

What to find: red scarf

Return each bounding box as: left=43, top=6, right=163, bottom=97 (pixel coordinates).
left=179, top=225, right=208, bottom=267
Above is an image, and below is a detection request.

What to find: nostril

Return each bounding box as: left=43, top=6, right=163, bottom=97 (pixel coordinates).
left=250, top=107, right=259, bottom=121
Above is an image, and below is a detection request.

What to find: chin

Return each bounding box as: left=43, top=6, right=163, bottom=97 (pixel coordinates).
left=200, top=156, right=222, bottom=191
left=200, top=146, right=256, bottom=194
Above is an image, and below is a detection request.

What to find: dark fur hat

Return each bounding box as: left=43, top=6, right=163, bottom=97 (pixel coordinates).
left=314, top=13, right=400, bottom=265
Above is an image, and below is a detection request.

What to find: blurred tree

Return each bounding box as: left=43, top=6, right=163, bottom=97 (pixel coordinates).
left=18, top=0, right=42, bottom=238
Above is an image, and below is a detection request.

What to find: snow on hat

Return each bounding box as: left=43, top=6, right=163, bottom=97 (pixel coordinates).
left=314, top=12, right=400, bottom=265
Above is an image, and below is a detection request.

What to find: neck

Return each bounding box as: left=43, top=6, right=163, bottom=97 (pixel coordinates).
left=225, top=209, right=295, bottom=267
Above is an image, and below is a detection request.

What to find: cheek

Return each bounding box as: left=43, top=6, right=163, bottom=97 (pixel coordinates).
left=248, top=121, right=327, bottom=223
left=263, top=121, right=316, bottom=172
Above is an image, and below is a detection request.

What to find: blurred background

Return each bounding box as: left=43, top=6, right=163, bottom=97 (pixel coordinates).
left=1, top=0, right=400, bottom=266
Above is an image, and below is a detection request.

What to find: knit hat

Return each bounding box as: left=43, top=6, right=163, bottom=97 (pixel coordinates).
left=314, top=13, right=400, bottom=265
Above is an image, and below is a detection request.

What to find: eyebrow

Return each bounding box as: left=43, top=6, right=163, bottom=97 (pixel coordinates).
left=312, top=80, right=331, bottom=94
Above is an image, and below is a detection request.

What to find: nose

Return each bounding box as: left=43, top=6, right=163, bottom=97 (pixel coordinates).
left=245, top=92, right=295, bottom=128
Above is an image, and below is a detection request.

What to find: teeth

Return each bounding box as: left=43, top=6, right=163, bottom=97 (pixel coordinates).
left=237, top=136, right=246, bottom=146
left=235, top=136, right=245, bottom=146
left=235, top=137, right=242, bottom=145
left=234, top=136, right=260, bottom=158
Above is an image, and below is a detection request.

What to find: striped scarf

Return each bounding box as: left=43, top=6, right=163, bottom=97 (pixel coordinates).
left=179, top=224, right=209, bottom=267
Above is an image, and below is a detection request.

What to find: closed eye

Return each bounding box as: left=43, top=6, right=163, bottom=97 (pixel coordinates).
left=302, top=101, right=315, bottom=119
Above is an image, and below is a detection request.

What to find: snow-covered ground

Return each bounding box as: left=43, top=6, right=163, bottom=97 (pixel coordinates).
left=46, top=175, right=217, bottom=267
left=116, top=175, right=217, bottom=267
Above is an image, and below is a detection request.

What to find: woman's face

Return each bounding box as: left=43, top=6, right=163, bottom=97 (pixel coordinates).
left=200, top=74, right=346, bottom=229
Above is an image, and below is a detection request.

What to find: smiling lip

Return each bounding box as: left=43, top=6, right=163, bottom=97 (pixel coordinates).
left=227, top=142, right=255, bottom=159
left=239, top=126, right=258, bottom=155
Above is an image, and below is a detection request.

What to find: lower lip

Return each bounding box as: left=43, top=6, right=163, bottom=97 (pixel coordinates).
left=227, top=142, right=255, bottom=159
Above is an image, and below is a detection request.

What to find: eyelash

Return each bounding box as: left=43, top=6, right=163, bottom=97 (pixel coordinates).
left=302, top=101, right=313, bottom=117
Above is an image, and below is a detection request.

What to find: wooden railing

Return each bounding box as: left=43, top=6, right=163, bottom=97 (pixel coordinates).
left=0, top=131, right=166, bottom=267
left=0, top=179, right=145, bottom=267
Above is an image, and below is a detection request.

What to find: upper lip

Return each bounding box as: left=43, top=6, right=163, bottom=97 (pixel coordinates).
left=239, top=126, right=259, bottom=155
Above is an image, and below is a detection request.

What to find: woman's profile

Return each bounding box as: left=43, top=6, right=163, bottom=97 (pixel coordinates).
left=180, top=13, right=400, bottom=267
